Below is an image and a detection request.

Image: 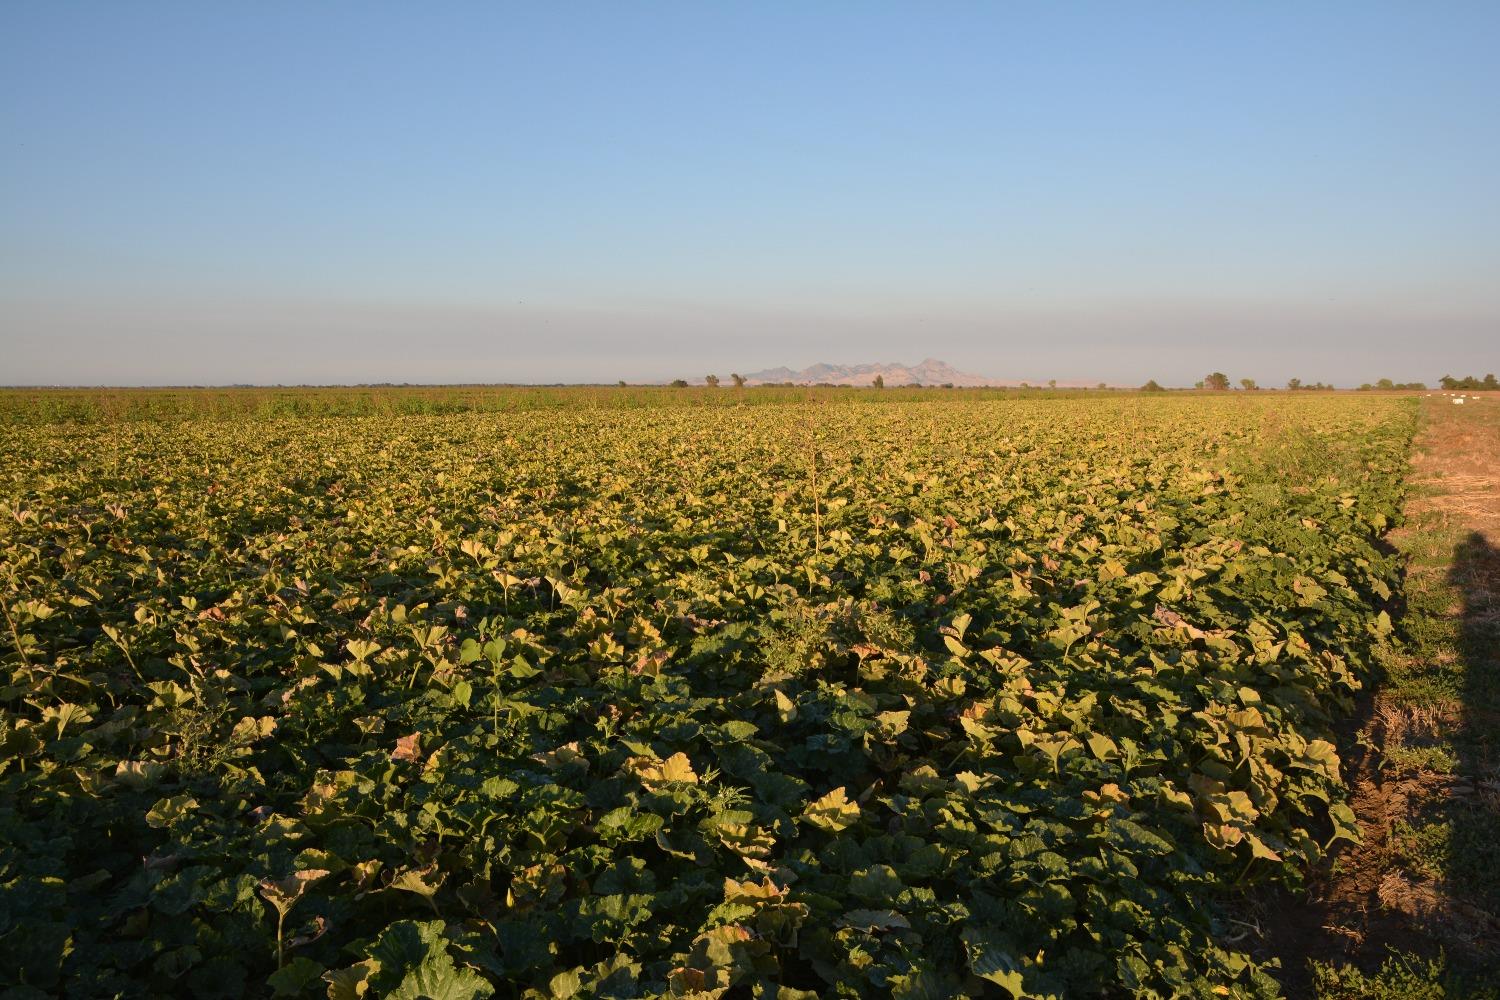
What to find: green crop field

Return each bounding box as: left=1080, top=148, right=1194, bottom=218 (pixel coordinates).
left=0, top=390, right=1417, bottom=998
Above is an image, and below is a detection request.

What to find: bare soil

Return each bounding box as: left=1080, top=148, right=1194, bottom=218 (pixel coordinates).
left=1253, top=393, right=1500, bottom=996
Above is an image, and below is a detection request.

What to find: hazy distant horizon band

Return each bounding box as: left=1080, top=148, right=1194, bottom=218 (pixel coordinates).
left=3, top=4, right=1497, bottom=382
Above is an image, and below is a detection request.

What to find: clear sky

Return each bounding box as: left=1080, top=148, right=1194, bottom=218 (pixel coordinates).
left=3, top=2, right=1497, bottom=386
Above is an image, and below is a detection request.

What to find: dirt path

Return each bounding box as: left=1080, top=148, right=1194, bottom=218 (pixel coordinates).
left=1259, top=393, right=1500, bottom=996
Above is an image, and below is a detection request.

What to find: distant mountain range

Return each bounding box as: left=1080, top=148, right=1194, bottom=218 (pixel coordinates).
left=738, top=358, right=1001, bottom=387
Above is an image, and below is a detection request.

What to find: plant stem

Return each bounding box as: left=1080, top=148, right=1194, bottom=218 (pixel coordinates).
left=406, top=656, right=427, bottom=689
left=492, top=664, right=501, bottom=735
left=1, top=596, right=30, bottom=670
left=809, top=439, right=821, bottom=553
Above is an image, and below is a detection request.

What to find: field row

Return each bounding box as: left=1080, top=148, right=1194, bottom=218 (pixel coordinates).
left=0, top=395, right=1413, bottom=997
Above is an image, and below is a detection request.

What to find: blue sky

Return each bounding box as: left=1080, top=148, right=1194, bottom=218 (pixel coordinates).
left=3, top=2, right=1497, bottom=385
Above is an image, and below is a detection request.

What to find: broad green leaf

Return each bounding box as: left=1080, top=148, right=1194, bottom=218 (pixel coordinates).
left=801, top=787, right=860, bottom=832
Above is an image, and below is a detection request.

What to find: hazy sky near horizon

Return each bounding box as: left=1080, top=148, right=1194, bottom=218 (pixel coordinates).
left=3, top=2, right=1497, bottom=386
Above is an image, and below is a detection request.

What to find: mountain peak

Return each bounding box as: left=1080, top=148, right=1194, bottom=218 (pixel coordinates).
left=738, top=359, right=999, bottom=387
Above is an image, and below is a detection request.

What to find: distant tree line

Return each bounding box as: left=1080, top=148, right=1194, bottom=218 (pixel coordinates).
left=1439, top=373, right=1498, bottom=390
left=659, top=372, right=1493, bottom=393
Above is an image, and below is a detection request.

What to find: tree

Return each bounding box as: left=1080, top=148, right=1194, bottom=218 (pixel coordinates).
left=872, top=374, right=884, bottom=388
left=1438, top=374, right=1495, bottom=390
left=669, top=379, right=689, bottom=388
left=1287, top=378, right=1302, bottom=390
left=730, top=373, right=746, bottom=388
left=1204, top=372, right=1230, bottom=391
left=705, top=374, right=720, bottom=388
left=1239, top=378, right=1257, bottom=391
left=1377, top=378, right=1395, bottom=390
left=1048, top=379, right=1057, bottom=389
left=1141, top=379, right=1165, bottom=392
left=1097, top=382, right=1107, bottom=390
left=617, top=380, right=627, bottom=387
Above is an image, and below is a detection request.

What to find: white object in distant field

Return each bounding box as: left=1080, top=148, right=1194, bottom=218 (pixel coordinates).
left=1454, top=398, right=1466, bottom=405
